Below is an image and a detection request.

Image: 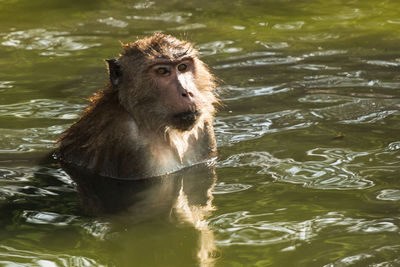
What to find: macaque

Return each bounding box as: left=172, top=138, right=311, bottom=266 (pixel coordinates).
left=55, top=33, right=219, bottom=179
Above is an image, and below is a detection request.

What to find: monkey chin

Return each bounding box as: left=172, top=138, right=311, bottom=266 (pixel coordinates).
left=171, top=110, right=200, bottom=131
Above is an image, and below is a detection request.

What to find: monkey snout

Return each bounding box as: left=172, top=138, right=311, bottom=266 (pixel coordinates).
left=174, top=110, right=199, bottom=121
left=181, top=90, right=194, bottom=98
left=172, top=110, right=200, bottom=130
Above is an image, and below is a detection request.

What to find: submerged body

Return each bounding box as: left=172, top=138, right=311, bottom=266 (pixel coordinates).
left=55, top=34, right=218, bottom=179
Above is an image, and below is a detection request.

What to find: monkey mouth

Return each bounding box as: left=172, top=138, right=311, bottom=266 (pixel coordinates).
left=172, top=110, right=200, bottom=130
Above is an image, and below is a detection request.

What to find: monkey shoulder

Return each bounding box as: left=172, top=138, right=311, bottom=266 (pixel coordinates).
left=56, top=102, right=148, bottom=179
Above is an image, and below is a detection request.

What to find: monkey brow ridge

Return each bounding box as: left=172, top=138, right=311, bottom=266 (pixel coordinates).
left=145, top=57, right=193, bottom=70
left=122, top=33, right=197, bottom=60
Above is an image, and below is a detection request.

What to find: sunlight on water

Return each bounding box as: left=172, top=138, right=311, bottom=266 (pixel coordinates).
left=0, top=99, right=83, bottom=119
left=218, top=148, right=376, bottom=190
left=210, top=211, right=398, bottom=246
left=2, top=29, right=100, bottom=56
left=0, top=246, right=104, bottom=267
left=1, top=0, right=400, bottom=266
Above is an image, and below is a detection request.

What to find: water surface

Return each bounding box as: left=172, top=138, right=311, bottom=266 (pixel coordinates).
left=1, top=0, right=400, bottom=266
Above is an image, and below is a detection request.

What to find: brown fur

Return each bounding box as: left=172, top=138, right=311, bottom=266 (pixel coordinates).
left=55, top=33, right=219, bottom=179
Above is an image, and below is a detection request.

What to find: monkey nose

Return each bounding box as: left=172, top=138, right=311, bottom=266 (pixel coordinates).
left=182, top=89, right=194, bottom=98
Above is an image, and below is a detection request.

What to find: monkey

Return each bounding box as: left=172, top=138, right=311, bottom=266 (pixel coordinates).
left=55, top=33, right=219, bottom=180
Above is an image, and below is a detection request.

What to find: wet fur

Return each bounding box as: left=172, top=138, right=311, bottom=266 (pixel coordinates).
left=55, top=34, right=219, bottom=179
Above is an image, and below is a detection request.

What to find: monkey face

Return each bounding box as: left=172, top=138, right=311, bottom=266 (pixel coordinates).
left=108, top=34, right=217, bottom=133
left=149, top=58, right=201, bottom=131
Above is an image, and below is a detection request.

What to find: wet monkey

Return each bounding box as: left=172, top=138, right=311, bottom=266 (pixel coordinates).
left=55, top=33, right=219, bottom=179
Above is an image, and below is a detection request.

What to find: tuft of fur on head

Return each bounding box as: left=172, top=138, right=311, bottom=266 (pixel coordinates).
left=121, top=33, right=198, bottom=61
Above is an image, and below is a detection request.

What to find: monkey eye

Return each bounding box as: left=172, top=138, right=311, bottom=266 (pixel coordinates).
left=177, top=63, right=187, bottom=72
left=156, top=67, right=169, bottom=75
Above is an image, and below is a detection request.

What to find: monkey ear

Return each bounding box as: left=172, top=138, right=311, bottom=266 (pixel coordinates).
left=106, top=58, right=122, bottom=88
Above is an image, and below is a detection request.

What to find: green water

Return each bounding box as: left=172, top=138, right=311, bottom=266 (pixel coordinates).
left=1, top=0, right=400, bottom=266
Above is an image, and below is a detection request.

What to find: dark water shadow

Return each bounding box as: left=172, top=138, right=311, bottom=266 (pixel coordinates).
left=57, top=160, right=219, bottom=266
left=59, top=161, right=216, bottom=215
left=0, top=154, right=220, bottom=266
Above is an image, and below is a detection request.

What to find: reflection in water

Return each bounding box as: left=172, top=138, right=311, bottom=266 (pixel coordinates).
left=174, top=182, right=217, bottom=266
left=61, top=162, right=218, bottom=266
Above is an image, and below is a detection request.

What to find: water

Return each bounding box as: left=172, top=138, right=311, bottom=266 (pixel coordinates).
left=1, top=0, right=400, bottom=266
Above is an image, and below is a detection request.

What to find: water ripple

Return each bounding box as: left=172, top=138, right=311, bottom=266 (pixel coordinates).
left=217, top=148, right=374, bottom=190
left=214, top=56, right=302, bottom=69
left=0, top=99, right=84, bottom=119
left=225, top=51, right=280, bottom=60
left=257, top=41, right=289, bottom=49
left=0, top=167, right=32, bottom=182
left=290, top=64, right=341, bottom=71
left=377, top=189, right=400, bottom=201
left=298, top=94, right=353, bottom=103
left=0, top=245, right=104, bottom=267
left=302, top=50, right=347, bottom=58
left=362, top=59, right=400, bottom=67
left=213, top=182, right=252, bottom=194
left=210, top=211, right=397, bottom=247
left=82, top=221, right=111, bottom=240
left=0, top=126, right=64, bottom=153
left=132, top=1, right=155, bottom=9
left=22, top=210, right=77, bottom=226
left=197, top=40, right=241, bottom=56
left=272, top=21, right=305, bottom=30
left=169, top=23, right=207, bottom=31
left=215, top=111, right=312, bottom=147
left=299, top=73, right=400, bottom=90
left=97, top=17, right=128, bottom=28
left=1, top=29, right=100, bottom=56
left=324, top=253, right=373, bottom=266
left=298, top=33, right=341, bottom=41
left=221, top=83, right=290, bottom=100
left=323, top=245, right=400, bottom=267
left=310, top=99, right=400, bottom=124
left=0, top=185, right=57, bottom=198
left=0, top=81, right=14, bottom=90
left=127, top=12, right=192, bottom=23
left=298, top=74, right=366, bottom=89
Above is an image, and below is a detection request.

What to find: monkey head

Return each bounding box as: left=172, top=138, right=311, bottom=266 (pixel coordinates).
left=106, top=33, right=217, bottom=133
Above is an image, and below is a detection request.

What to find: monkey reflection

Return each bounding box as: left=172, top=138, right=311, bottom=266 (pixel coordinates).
left=61, top=161, right=219, bottom=266
left=55, top=33, right=219, bottom=180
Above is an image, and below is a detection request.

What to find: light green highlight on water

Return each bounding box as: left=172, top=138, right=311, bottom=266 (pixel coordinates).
left=0, top=0, right=400, bottom=266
